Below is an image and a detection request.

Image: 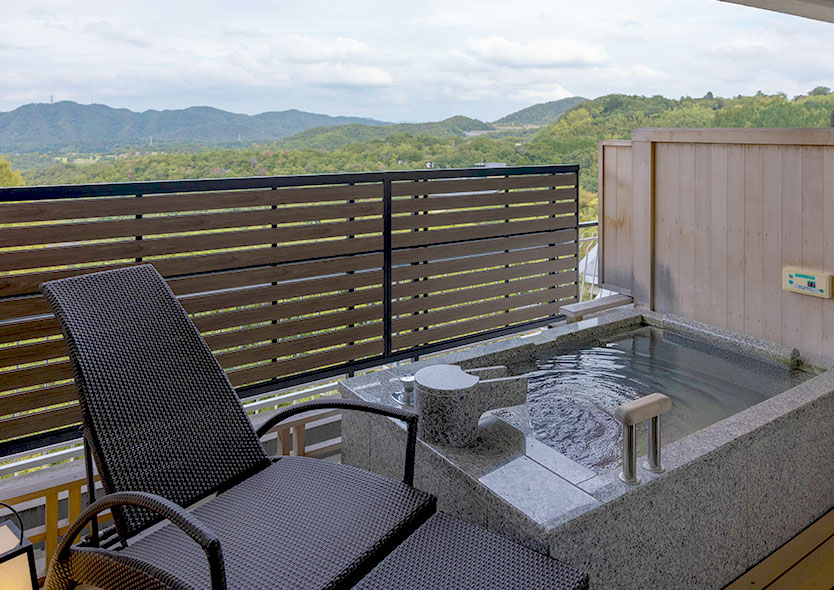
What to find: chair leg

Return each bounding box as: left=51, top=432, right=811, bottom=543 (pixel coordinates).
left=83, top=439, right=99, bottom=545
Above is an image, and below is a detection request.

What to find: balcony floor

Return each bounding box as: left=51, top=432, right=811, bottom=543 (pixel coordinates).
left=725, top=508, right=834, bottom=589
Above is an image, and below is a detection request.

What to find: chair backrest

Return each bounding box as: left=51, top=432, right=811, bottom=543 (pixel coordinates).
left=40, top=265, right=269, bottom=539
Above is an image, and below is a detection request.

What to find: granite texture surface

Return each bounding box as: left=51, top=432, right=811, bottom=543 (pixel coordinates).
left=662, top=313, right=800, bottom=367
left=743, top=392, right=834, bottom=564
left=549, top=440, right=750, bottom=590
left=413, top=364, right=527, bottom=446
left=337, top=308, right=834, bottom=590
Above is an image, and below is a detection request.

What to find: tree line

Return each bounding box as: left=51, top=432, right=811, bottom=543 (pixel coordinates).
left=6, top=89, right=834, bottom=225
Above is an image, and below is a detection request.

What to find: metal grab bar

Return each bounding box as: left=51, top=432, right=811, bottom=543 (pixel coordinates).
left=614, top=393, right=672, bottom=485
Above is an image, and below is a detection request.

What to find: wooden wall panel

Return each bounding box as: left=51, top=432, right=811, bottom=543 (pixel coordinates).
left=693, top=144, right=712, bottom=323
left=709, top=145, right=729, bottom=328
left=801, top=148, right=825, bottom=353
left=615, top=145, right=634, bottom=295
left=655, top=143, right=681, bottom=314
left=678, top=143, right=696, bottom=319
left=824, top=150, right=834, bottom=359
left=725, top=145, right=746, bottom=333
left=761, top=147, right=783, bottom=342
left=600, top=141, right=636, bottom=294
left=781, top=148, right=804, bottom=349
left=602, top=144, right=619, bottom=288
left=743, top=146, right=764, bottom=336
left=600, top=128, right=834, bottom=359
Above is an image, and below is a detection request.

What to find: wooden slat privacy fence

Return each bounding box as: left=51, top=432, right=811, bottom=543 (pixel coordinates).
left=0, top=165, right=579, bottom=455
left=599, top=128, right=834, bottom=358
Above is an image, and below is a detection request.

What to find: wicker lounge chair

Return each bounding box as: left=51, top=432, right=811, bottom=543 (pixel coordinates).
left=40, top=265, right=435, bottom=590
left=41, top=264, right=589, bottom=590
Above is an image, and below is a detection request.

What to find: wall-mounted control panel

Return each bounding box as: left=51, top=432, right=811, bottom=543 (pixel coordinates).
left=782, top=267, right=832, bottom=298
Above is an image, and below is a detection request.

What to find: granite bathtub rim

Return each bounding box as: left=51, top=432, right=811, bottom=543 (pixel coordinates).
left=574, top=365, right=834, bottom=505
left=382, top=306, right=825, bottom=378
left=337, top=358, right=834, bottom=549
left=339, top=306, right=833, bottom=518
left=379, top=306, right=648, bottom=380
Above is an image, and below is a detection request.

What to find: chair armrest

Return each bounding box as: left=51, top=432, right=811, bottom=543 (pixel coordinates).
left=56, top=491, right=226, bottom=590
left=255, top=398, right=419, bottom=486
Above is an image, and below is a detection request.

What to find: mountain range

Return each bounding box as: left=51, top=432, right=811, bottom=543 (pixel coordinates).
left=15, top=90, right=834, bottom=192
left=0, top=102, right=387, bottom=151
left=0, top=98, right=588, bottom=152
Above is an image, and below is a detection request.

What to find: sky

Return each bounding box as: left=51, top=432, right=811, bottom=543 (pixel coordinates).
left=1, top=0, right=832, bottom=122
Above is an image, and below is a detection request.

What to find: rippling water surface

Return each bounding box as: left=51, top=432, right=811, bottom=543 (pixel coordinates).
left=495, top=327, right=811, bottom=472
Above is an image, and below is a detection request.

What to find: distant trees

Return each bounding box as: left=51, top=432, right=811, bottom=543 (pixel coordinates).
left=19, top=89, right=834, bottom=227
left=0, top=157, right=25, bottom=186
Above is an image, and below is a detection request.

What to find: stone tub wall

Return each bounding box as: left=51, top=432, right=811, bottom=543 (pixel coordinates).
left=340, top=310, right=834, bottom=589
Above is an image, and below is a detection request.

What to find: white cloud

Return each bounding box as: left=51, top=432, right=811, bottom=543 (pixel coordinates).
left=0, top=0, right=833, bottom=121
left=463, top=36, right=609, bottom=68
left=511, top=84, right=574, bottom=103
left=82, top=21, right=152, bottom=48
left=276, top=36, right=374, bottom=64
left=298, top=63, right=394, bottom=87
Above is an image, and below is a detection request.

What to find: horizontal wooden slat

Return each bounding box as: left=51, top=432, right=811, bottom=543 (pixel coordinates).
left=392, top=187, right=576, bottom=213
left=392, top=229, right=577, bottom=266
left=392, top=202, right=574, bottom=231
left=0, top=296, right=53, bottom=319
left=0, top=184, right=383, bottom=224
left=0, top=383, right=76, bottom=416
left=0, top=295, right=389, bottom=348
left=390, top=174, right=577, bottom=197
left=217, top=323, right=381, bottom=369
left=0, top=253, right=384, bottom=322
left=393, top=258, right=571, bottom=299
left=0, top=338, right=67, bottom=368
left=393, top=285, right=576, bottom=333
left=393, top=273, right=575, bottom=316
left=204, top=307, right=382, bottom=351
left=0, top=217, right=380, bottom=272
left=393, top=301, right=566, bottom=350
left=192, top=290, right=382, bottom=333
left=0, top=229, right=570, bottom=303
left=0, top=316, right=61, bottom=346
left=393, top=216, right=577, bottom=249
left=0, top=405, right=80, bottom=441
left=1, top=236, right=383, bottom=297
left=0, top=290, right=382, bottom=376
left=228, top=340, right=382, bottom=388
left=0, top=201, right=381, bottom=249
left=169, top=253, right=382, bottom=296
left=0, top=361, right=74, bottom=392
left=182, top=270, right=382, bottom=314
left=393, top=244, right=573, bottom=282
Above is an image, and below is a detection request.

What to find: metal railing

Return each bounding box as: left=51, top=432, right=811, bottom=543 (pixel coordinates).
left=614, top=393, right=672, bottom=485
left=578, top=220, right=599, bottom=302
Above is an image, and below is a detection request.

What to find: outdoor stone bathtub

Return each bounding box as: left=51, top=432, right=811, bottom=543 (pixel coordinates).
left=338, top=308, right=834, bottom=589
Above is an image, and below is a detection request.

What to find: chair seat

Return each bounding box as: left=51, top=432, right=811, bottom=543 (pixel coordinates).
left=354, top=513, right=589, bottom=590
left=105, top=457, right=435, bottom=590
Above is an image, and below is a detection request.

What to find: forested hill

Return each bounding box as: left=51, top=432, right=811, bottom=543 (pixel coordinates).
left=523, top=90, right=834, bottom=194
left=276, top=116, right=493, bottom=150
left=0, top=102, right=387, bottom=151
left=16, top=90, right=834, bottom=201
left=494, top=97, right=588, bottom=126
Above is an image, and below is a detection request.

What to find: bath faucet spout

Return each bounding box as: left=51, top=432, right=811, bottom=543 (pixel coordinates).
left=414, top=364, right=528, bottom=446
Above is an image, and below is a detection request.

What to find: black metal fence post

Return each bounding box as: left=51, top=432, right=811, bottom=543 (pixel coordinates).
left=383, top=176, right=393, bottom=357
